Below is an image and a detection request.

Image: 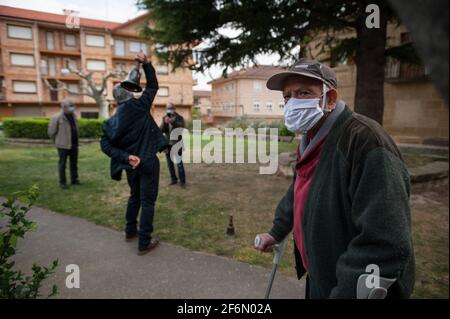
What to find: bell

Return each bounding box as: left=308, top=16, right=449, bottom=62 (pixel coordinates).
left=120, top=60, right=142, bottom=92
left=226, top=215, right=235, bottom=236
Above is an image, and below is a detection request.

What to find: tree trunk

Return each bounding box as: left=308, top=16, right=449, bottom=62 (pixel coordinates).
left=96, top=95, right=110, bottom=119
left=354, top=5, right=388, bottom=125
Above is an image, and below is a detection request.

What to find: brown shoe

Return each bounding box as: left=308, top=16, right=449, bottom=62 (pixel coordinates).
left=137, top=238, right=160, bottom=255
left=125, top=232, right=138, bottom=242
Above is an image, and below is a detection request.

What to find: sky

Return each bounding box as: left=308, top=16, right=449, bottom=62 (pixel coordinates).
left=1, top=0, right=280, bottom=90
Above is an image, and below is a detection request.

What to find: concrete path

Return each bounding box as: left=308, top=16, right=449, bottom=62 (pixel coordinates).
left=10, top=205, right=305, bottom=299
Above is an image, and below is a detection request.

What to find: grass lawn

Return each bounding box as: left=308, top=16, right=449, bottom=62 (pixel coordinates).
left=0, top=134, right=447, bottom=298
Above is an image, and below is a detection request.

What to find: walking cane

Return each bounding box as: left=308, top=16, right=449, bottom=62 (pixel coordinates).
left=254, top=235, right=289, bottom=299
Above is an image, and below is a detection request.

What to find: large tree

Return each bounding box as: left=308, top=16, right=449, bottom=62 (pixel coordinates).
left=43, top=67, right=125, bottom=119
left=138, top=0, right=421, bottom=124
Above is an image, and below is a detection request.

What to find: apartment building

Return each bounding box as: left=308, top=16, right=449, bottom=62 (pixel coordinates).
left=0, top=5, right=193, bottom=123
left=209, top=24, right=448, bottom=144
left=209, top=65, right=285, bottom=127
left=193, top=90, right=212, bottom=123
left=308, top=24, right=448, bottom=144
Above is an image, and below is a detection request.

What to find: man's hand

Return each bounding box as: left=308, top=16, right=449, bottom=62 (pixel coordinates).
left=128, top=155, right=141, bottom=169
left=136, top=51, right=148, bottom=64
left=254, top=233, right=278, bottom=253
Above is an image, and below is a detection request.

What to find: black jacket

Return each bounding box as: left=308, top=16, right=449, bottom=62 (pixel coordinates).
left=160, top=112, right=185, bottom=145
left=100, top=62, right=168, bottom=181
left=270, top=106, right=415, bottom=298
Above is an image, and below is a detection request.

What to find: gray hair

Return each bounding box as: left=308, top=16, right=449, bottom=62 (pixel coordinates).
left=113, top=84, right=133, bottom=104
left=61, top=99, right=74, bottom=109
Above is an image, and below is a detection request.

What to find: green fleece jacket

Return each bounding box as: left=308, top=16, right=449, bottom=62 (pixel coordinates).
left=269, top=106, right=415, bottom=299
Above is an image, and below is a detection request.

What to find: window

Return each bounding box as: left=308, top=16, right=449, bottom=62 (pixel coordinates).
left=156, top=64, right=169, bottom=75
left=13, top=81, right=37, bottom=93
left=129, top=41, right=147, bottom=54
left=279, top=102, right=284, bottom=110
left=48, top=58, right=56, bottom=76
left=46, top=32, right=55, bottom=50
left=115, top=63, right=126, bottom=73
left=67, top=83, right=80, bottom=94
left=40, top=60, right=48, bottom=75
left=65, top=34, right=76, bottom=47
left=10, top=53, right=35, bottom=67
left=158, top=86, right=169, bottom=97
left=7, top=25, right=32, bottom=40
left=65, top=58, right=77, bottom=70
left=253, top=102, right=260, bottom=112
left=86, top=59, right=107, bottom=71
left=50, top=86, right=58, bottom=101
left=266, top=102, right=273, bottom=112
left=114, top=39, right=125, bottom=56
left=86, top=34, right=105, bottom=47
left=253, top=80, right=262, bottom=91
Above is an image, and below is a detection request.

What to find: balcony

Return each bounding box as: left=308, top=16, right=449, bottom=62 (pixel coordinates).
left=385, top=59, right=429, bottom=82
left=39, top=49, right=81, bottom=57
left=212, top=104, right=244, bottom=118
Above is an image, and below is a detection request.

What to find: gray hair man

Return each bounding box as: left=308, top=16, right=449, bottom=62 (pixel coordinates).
left=255, top=58, right=415, bottom=299
left=47, top=99, right=80, bottom=189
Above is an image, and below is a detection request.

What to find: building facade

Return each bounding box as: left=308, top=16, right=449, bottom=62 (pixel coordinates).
left=308, top=24, right=448, bottom=144
left=0, top=5, right=194, bottom=124
left=209, top=65, right=285, bottom=127
left=193, top=90, right=212, bottom=123
left=208, top=24, right=448, bottom=144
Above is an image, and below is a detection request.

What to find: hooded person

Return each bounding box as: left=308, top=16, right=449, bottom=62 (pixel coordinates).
left=100, top=52, right=168, bottom=255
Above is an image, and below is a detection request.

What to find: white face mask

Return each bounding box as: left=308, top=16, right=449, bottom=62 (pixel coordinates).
left=283, top=83, right=328, bottom=134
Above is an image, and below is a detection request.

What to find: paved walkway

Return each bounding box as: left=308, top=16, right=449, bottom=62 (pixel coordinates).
left=11, top=205, right=305, bottom=299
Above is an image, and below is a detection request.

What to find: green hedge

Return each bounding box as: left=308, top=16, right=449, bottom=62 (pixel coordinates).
left=2, top=117, right=104, bottom=139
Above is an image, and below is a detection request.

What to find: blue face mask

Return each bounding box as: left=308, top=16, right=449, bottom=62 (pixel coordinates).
left=67, top=106, right=76, bottom=113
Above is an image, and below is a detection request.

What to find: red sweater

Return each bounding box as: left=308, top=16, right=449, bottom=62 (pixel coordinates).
left=293, top=136, right=327, bottom=271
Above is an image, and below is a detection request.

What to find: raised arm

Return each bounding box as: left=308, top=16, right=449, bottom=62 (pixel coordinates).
left=134, top=52, right=159, bottom=110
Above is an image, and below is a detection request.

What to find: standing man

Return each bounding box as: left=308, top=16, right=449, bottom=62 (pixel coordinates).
left=160, top=103, right=186, bottom=187
left=100, top=52, right=168, bottom=255
left=48, top=99, right=81, bottom=189
left=255, top=59, right=415, bottom=298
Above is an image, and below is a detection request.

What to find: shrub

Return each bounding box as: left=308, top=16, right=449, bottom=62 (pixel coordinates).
left=0, top=185, right=58, bottom=299
left=227, top=116, right=251, bottom=130
left=78, top=119, right=104, bottom=138
left=2, top=117, right=104, bottom=139
left=3, top=118, right=49, bottom=139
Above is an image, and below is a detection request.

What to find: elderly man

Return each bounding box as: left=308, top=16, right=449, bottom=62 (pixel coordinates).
left=160, top=103, right=186, bottom=187
left=48, top=99, right=80, bottom=189
left=100, top=52, right=168, bottom=255
left=255, top=59, right=415, bottom=299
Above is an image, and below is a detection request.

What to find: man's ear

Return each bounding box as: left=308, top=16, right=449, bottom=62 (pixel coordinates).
left=326, top=89, right=338, bottom=108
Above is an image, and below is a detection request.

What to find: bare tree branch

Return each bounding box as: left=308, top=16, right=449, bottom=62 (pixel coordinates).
left=43, top=78, right=94, bottom=98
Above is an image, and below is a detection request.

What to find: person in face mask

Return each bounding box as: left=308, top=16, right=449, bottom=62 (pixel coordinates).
left=48, top=99, right=81, bottom=189
left=255, top=59, right=415, bottom=299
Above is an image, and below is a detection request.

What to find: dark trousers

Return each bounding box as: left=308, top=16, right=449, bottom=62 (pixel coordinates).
left=58, top=147, right=78, bottom=185
left=165, top=145, right=186, bottom=184
left=125, top=158, right=160, bottom=247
